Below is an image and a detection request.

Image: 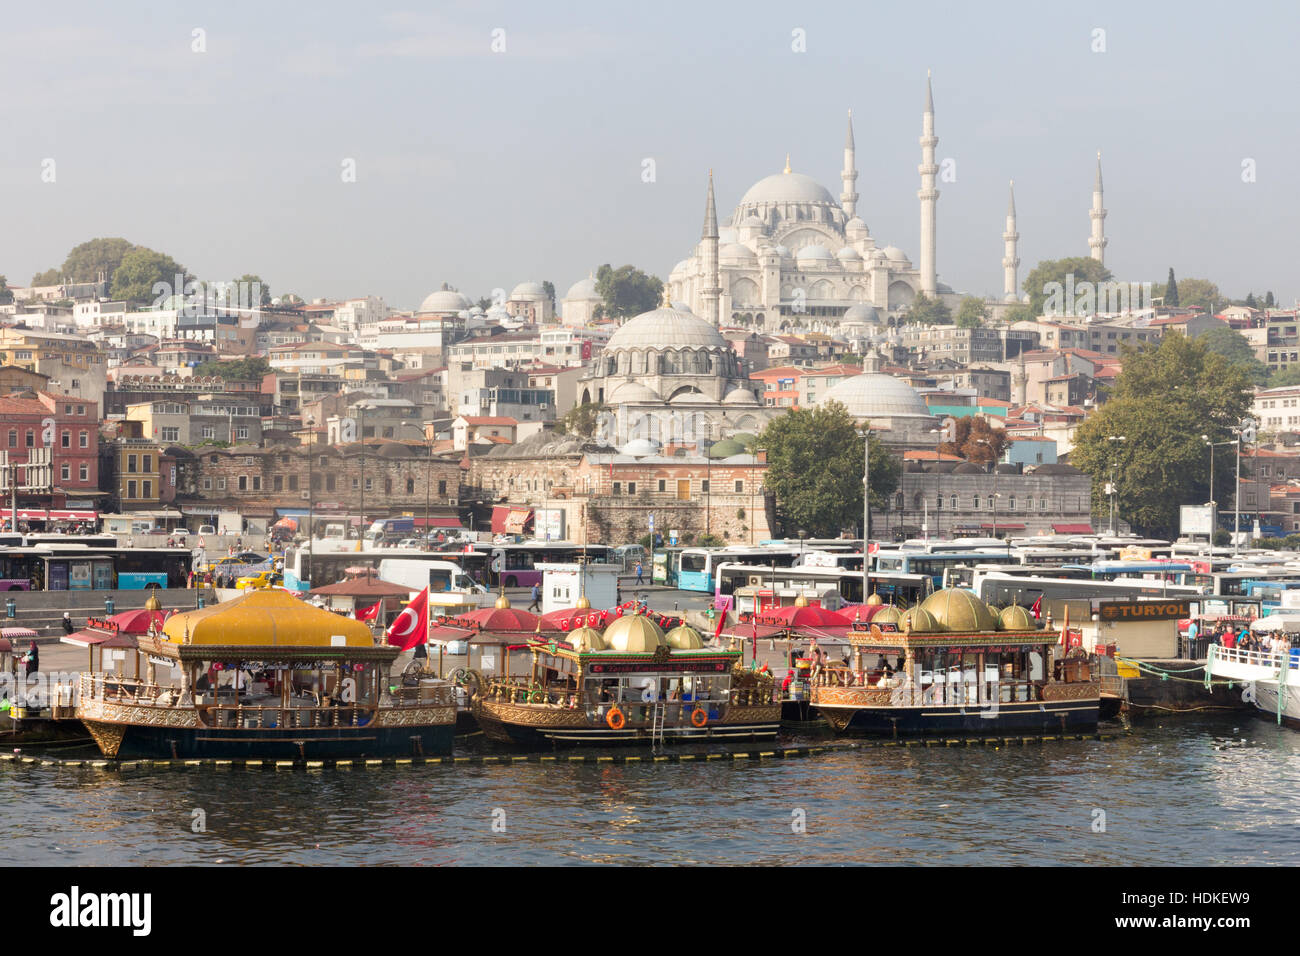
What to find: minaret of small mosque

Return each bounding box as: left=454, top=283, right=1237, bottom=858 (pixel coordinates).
left=700, top=170, right=721, bottom=326
left=841, top=110, right=859, bottom=220
left=1002, top=180, right=1020, bottom=302
left=918, top=72, right=939, bottom=296
left=1089, top=151, right=1108, bottom=266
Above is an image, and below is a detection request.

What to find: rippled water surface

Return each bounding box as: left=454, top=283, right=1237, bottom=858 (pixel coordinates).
left=5, top=716, right=1298, bottom=865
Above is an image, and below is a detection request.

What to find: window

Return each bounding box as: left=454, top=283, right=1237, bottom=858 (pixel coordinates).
left=734, top=480, right=744, bottom=493
left=438, top=480, right=447, bottom=496
left=202, top=426, right=215, bottom=439
left=202, top=478, right=212, bottom=491
left=143, top=455, right=152, bottom=473
left=627, top=482, right=637, bottom=495
left=79, top=464, right=88, bottom=481
left=238, top=476, right=248, bottom=491
left=61, top=464, right=70, bottom=481
left=326, top=475, right=336, bottom=492
left=701, top=480, right=709, bottom=493
left=142, top=480, right=152, bottom=498
left=613, top=482, right=622, bottom=495
left=128, top=455, right=138, bottom=474
left=61, top=431, right=70, bottom=448
left=1008, top=496, right=1016, bottom=511
left=25, top=430, right=34, bottom=448
left=658, top=479, right=667, bottom=493
left=252, top=476, right=261, bottom=491
left=161, top=427, right=179, bottom=443
left=406, top=478, right=415, bottom=494
left=217, top=478, right=226, bottom=491
left=973, top=495, right=980, bottom=509
left=6, top=431, right=14, bottom=448
left=274, top=476, right=284, bottom=492
left=365, top=478, right=373, bottom=492
left=236, top=427, right=249, bottom=441
left=127, top=480, right=137, bottom=499
left=288, top=475, right=298, bottom=492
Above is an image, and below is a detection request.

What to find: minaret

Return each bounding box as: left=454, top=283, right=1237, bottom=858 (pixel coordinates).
left=918, top=72, right=939, bottom=297
left=700, top=170, right=721, bottom=326
left=1002, top=180, right=1020, bottom=302
left=841, top=109, right=859, bottom=219
left=1089, top=151, right=1107, bottom=265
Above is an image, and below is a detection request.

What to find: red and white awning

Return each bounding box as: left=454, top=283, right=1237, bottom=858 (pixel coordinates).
left=1, top=508, right=98, bottom=521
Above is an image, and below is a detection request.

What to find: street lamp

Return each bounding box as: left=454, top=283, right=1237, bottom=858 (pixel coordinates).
left=1105, top=435, right=1126, bottom=535
left=860, top=425, right=871, bottom=602
left=305, top=415, right=315, bottom=586
left=975, top=438, right=1001, bottom=539
left=355, top=402, right=373, bottom=551
left=1203, top=434, right=1237, bottom=549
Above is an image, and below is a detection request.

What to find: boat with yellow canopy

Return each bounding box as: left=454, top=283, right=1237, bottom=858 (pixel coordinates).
left=76, top=589, right=455, bottom=760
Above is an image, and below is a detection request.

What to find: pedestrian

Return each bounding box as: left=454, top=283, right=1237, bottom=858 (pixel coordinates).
left=528, top=583, right=541, bottom=613
left=61, top=612, right=74, bottom=635
left=635, top=560, right=644, bottom=585
left=23, top=641, right=38, bottom=678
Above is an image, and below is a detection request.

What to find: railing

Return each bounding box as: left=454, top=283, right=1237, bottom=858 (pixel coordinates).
left=1209, top=644, right=1297, bottom=671
left=80, top=673, right=455, bottom=712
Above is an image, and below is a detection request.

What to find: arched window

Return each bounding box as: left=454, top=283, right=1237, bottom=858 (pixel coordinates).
left=973, top=495, right=980, bottom=509
left=950, top=495, right=957, bottom=510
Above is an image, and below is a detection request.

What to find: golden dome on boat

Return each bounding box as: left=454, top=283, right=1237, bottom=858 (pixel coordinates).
left=871, top=605, right=903, bottom=626
left=999, top=604, right=1037, bottom=631
left=494, top=593, right=511, bottom=610
left=865, top=592, right=883, bottom=606
left=919, top=588, right=999, bottom=633
left=794, top=594, right=810, bottom=607
left=575, top=595, right=592, bottom=609
left=566, top=625, right=606, bottom=652
left=162, top=589, right=374, bottom=647
left=144, top=592, right=163, bottom=612
left=602, top=612, right=666, bottom=652
left=664, top=624, right=705, bottom=649
left=901, top=606, right=939, bottom=633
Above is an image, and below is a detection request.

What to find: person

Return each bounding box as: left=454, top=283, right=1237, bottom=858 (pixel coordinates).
left=1223, top=628, right=1236, bottom=650
left=61, top=612, right=74, bottom=635
left=23, top=641, right=38, bottom=678
left=781, top=669, right=795, bottom=694
left=528, top=583, right=541, bottom=612
left=635, top=560, right=644, bottom=585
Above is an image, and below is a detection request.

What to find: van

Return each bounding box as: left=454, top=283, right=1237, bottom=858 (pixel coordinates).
left=614, top=544, right=647, bottom=572
left=198, top=525, right=216, bottom=535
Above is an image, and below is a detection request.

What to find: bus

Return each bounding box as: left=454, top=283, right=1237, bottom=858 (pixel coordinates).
left=376, top=558, right=489, bottom=596
left=472, top=542, right=616, bottom=588
left=944, top=563, right=1096, bottom=590
left=794, top=550, right=865, bottom=572
left=970, top=570, right=1202, bottom=608
left=0, top=545, right=191, bottom=590
left=715, top=563, right=931, bottom=608
left=678, top=546, right=803, bottom=592
left=23, top=533, right=119, bottom=549
left=283, top=546, right=489, bottom=592
left=873, top=550, right=1020, bottom=589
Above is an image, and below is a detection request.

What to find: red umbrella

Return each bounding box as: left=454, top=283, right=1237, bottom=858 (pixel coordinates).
left=755, top=604, right=852, bottom=629
left=836, top=604, right=890, bottom=624
left=451, top=605, right=557, bottom=635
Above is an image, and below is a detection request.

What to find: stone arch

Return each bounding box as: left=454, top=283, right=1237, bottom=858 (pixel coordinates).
left=888, top=280, right=917, bottom=311
left=731, top=277, right=760, bottom=306
left=810, top=279, right=834, bottom=300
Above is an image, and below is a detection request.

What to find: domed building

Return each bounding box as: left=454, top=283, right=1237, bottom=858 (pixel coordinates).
left=667, top=83, right=962, bottom=331
left=506, top=280, right=554, bottom=324
left=417, top=283, right=473, bottom=317
left=814, top=372, right=937, bottom=447
left=560, top=273, right=601, bottom=327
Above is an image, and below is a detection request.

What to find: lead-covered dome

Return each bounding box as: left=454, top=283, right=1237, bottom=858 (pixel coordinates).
left=818, top=373, right=931, bottom=419
left=418, top=283, right=472, bottom=314
left=605, top=305, right=728, bottom=351
left=739, top=172, right=837, bottom=206
left=564, top=275, right=599, bottom=301
left=510, top=280, right=546, bottom=298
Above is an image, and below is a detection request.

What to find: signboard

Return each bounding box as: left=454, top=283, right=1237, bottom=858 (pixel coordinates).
left=648, top=513, right=655, bottom=532
left=1096, top=599, right=1191, bottom=622
left=534, top=508, right=565, bottom=541
left=1179, top=504, right=1215, bottom=537
left=586, top=658, right=729, bottom=675
left=68, top=561, right=92, bottom=590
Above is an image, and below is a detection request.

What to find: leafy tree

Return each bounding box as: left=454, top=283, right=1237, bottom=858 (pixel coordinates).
left=594, top=264, right=663, bottom=320
left=277, top=292, right=303, bottom=306
left=1002, top=303, right=1035, bottom=325
left=1165, top=268, right=1179, bottom=307
left=541, top=281, right=556, bottom=308
left=906, top=293, right=951, bottom=325
left=110, top=247, right=189, bottom=303
left=1021, top=257, right=1112, bottom=316
left=1171, top=278, right=1221, bottom=313
left=30, top=268, right=61, bottom=286
left=1269, top=366, right=1300, bottom=388
left=60, top=237, right=137, bottom=284
left=1070, top=333, right=1253, bottom=537
left=955, top=296, right=987, bottom=328
left=1245, top=292, right=1257, bottom=309
left=938, top=415, right=1008, bottom=464
left=757, top=400, right=899, bottom=538
left=555, top=402, right=604, bottom=438
left=1196, top=324, right=1268, bottom=384
left=475, top=296, right=492, bottom=311
left=227, top=274, right=271, bottom=308
left=0, top=275, right=10, bottom=305
left=193, top=357, right=271, bottom=380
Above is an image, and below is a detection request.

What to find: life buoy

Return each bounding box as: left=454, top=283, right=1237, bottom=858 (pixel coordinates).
left=529, top=689, right=546, bottom=704
left=690, top=707, right=708, bottom=728
left=606, top=706, right=625, bottom=730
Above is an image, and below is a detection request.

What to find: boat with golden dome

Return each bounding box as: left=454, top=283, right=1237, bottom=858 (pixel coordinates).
left=809, top=588, right=1100, bottom=736
left=76, top=589, right=456, bottom=760
left=469, top=607, right=781, bottom=747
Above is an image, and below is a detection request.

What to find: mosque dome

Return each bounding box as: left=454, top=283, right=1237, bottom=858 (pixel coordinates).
left=796, top=244, right=836, bottom=266
left=418, top=284, right=472, bottom=314
left=564, top=276, right=600, bottom=301
left=603, top=613, right=667, bottom=653
left=920, top=588, right=1000, bottom=632
left=605, top=305, right=728, bottom=351
left=836, top=246, right=863, bottom=261
left=664, top=624, right=705, bottom=650
left=608, top=382, right=662, bottom=404
left=671, top=259, right=692, bottom=277
left=739, top=171, right=837, bottom=206
left=845, top=216, right=869, bottom=237
left=818, top=373, right=931, bottom=419
left=620, top=438, right=661, bottom=457
left=881, top=246, right=908, bottom=262
left=510, top=280, right=546, bottom=299
left=707, top=438, right=746, bottom=458
left=722, top=388, right=760, bottom=406
left=719, top=243, right=757, bottom=263
left=566, top=626, right=606, bottom=652
left=842, top=303, right=880, bottom=324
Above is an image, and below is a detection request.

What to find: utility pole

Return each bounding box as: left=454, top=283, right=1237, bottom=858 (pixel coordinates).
left=861, top=426, right=871, bottom=602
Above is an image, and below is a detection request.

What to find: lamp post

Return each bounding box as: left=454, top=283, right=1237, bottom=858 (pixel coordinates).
left=976, top=438, right=1000, bottom=539
left=356, top=402, right=372, bottom=551
left=861, top=425, right=871, bottom=602
left=1105, top=435, right=1126, bottom=535
left=306, top=415, right=315, bottom=586
left=404, top=419, right=434, bottom=550
left=1203, top=434, right=1236, bottom=549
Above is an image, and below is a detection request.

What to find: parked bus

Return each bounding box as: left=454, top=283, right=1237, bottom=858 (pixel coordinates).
left=283, top=546, right=490, bottom=592
left=471, top=542, right=616, bottom=588
left=970, top=569, right=1201, bottom=608
left=715, top=563, right=930, bottom=608
left=678, top=546, right=802, bottom=592
left=0, top=545, right=190, bottom=590
left=873, top=550, right=1019, bottom=589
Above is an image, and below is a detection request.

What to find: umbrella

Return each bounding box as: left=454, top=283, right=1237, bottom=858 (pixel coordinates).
left=755, top=605, right=852, bottom=629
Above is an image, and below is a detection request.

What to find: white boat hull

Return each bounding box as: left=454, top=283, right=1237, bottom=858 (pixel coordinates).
left=1205, top=645, right=1300, bottom=727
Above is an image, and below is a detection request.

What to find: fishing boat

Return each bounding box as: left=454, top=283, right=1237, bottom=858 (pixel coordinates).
left=77, top=589, right=456, bottom=760
left=809, top=588, right=1100, bottom=736
left=1205, top=639, right=1300, bottom=727
left=468, top=608, right=780, bottom=747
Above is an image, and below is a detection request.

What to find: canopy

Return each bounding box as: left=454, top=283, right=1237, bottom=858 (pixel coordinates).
left=1052, top=523, right=1094, bottom=534
left=162, top=588, right=374, bottom=647
left=451, top=604, right=554, bottom=634
left=62, top=629, right=137, bottom=649
left=1250, top=615, right=1300, bottom=633
left=753, top=605, right=852, bottom=629
left=272, top=517, right=298, bottom=531
left=490, top=506, right=532, bottom=535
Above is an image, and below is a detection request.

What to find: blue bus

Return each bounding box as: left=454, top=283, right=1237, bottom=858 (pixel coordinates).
left=677, top=546, right=802, bottom=592
left=873, top=550, right=1019, bottom=590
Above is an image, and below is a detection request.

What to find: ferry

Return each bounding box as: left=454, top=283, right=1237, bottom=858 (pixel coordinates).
left=468, top=608, right=781, bottom=747
left=1205, top=631, right=1299, bottom=727
left=809, top=587, right=1100, bottom=736
left=77, top=589, right=456, bottom=759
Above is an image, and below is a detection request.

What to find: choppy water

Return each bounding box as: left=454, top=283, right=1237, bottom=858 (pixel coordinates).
left=4, top=716, right=1297, bottom=865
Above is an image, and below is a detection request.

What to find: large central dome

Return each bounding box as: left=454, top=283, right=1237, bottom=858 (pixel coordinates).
left=739, top=171, right=837, bottom=206
left=818, top=373, right=932, bottom=419
left=605, top=305, right=728, bottom=351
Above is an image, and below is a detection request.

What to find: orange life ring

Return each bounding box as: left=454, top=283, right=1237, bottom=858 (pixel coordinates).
left=690, top=707, right=708, bottom=728
left=606, top=706, right=625, bottom=730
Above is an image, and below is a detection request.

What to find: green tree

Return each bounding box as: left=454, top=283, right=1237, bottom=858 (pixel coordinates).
left=541, top=281, right=556, bottom=308
left=594, top=264, right=663, bottom=319
left=955, top=296, right=987, bottom=328
left=1070, top=333, right=1253, bottom=537
left=110, top=247, right=189, bottom=303
left=475, top=296, right=492, bottom=311
left=1165, top=268, right=1179, bottom=307
left=1266, top=291, right=1276, bottom=308
left=757, top=400, right=899, bottom=537
left=1172, top=278, right=1221, bottom=313
left=1002, top=303, right=1035, bottom=325
left=0, top=275, right=10, bottom=305
left=1245, top=292, right=1257, bottom=308
left=227, top=274, right=271, bottom=308
left=60, top=237, right=138, bottom=284
left=906, top=292, right=952, bottom=325
left=30, top=268, right=61, bottom=286
left=1270, top=366, right=1300, bottom=388
left=193, top=357, right=271, bottom=380
left=1021, top=257, right=1113, bottom=317
left=1197, top=324, right=1268, bottom=384
left=555, top=402, right=603, bottom=438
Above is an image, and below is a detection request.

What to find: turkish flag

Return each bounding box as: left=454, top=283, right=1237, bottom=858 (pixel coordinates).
left=1030, top=595, right=1042, bottom=620
left=356, top=600, right=381, bottom=621
left=385, top=587, right=429, bottom=651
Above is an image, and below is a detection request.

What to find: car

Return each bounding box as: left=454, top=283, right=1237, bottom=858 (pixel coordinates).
left=396, top=538, right=424, bottom=550
left=198, top=525, right=216, bottom=535
left=235, top=570, right=283, bottom=591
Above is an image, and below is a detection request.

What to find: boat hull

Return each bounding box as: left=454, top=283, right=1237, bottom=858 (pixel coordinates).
left=472, top=699, right=781, bottom=749
left=1251, top=683, right=1300, bottom=729
left=814, top=699, right=1099, bottom=737
left=81, top=719, right=455, bottom=760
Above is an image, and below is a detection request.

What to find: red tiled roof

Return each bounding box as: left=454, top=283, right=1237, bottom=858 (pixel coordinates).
left=460, top=416, right=518, bottom=426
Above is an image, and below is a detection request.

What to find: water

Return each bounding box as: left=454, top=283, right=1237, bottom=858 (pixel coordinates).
left=5, top=716, right=1298, bottom=865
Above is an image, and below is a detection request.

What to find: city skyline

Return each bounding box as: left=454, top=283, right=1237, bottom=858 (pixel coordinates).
left=3, top=1, right=1296, bottom=311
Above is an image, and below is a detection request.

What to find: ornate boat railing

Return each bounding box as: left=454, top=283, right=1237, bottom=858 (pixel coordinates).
left=1208, top=644, right=1297, bottom=672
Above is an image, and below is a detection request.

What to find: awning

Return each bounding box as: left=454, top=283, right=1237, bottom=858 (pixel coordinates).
left=275, top=508, right=309, bottom=517
left=980, top=523, right=1026, bottom=531
left=491, top=506, right=532, bottom=535
left=1052, top=523, right=1094, bottom=534
left=415, top=516, right=463, bottom=529
left=1, top=509, right=98, bottom=521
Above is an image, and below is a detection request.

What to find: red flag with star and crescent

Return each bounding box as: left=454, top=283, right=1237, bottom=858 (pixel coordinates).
left=385, top=587, right=428, bottom=651
left=356, top=600, right=381, bottom=622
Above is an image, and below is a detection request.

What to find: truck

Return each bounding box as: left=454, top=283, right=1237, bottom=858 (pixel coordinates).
left=369, top=516, right=415, bottom=540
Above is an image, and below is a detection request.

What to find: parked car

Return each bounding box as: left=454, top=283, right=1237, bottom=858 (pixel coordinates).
left=235, top=570, right=283, bottom=591
left=198, top=525, right=216, bottom=535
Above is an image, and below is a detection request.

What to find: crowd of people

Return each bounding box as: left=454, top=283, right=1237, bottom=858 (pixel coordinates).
left=1197, top=619, right=1293, bottom=654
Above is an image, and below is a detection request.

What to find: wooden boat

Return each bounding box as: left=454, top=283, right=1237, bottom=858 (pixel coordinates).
left=77, top=589, right=455, bottom=760
left=810, top=588, right=1100, bottom=737
left=469, top=609, right=781, bottom=747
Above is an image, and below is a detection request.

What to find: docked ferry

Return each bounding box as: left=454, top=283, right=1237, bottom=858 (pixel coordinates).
left=809, top=588, right=1100, bottom=736
left=1205, top=641, right=1300, bottom=727
left=77, top=589, right=456, bottom=760
left=469, top=609, right=781, bottom=747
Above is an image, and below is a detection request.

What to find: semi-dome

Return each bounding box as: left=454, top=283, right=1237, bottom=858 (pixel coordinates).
left=564, top=276, right=600, bottom=301
left=510, top=280, right=546, bottom=298
left=722, top=388, right=759, bottom=406
left=881, top=246, right=908, bottom=262
left=670, top=259, right=692, bottom=277
left=795, top=244, right=835, bottom=264
left=603, top=613, right=666, bottom=653
left=418, top=284, right=472, bottom=314
left=739, top=171, right=837, bottom=207
left=951, top=462, right=985, bottom=475
left=605, top=305, right=728, bottom=351
left=566, top=625, right=606, bottom=652
left=842, top=303, right=880, bottom=323
left=719, top=242, right=757, bottom=262
left=845, top=216, right=869, bottom=235
left=999, top=605, right=1037, bottom=631
left=920, top=588, right=1000, bottom=632
left=664, top=624, right=705, bottom=650
left=608, top=382, right=662, bottom=404
left=818, top=373, right=931, bottom=419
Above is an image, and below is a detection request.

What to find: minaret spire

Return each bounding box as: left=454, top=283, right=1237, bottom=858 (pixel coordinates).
left=841, top=109, right=859, bottom=219
left=1002, top=179, right=1020, bottom=302
left=700, top=170, right=722, bottom=326
left=917, top=71, right=939, bottom=297
left=1089, top=150, right=1107, bottom=265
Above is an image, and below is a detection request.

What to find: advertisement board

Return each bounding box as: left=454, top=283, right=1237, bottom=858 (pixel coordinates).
left=1179, top=504, right=1215, bottom=537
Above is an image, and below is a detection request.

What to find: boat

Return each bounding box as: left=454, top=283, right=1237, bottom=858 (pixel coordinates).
left=76, top=589, right=456, bottom=760
left=1205, top=641, right=1300, bottom=727
left=468, top=608, right=781, bottom=747
left=809, top=587, right=1100, bottom=736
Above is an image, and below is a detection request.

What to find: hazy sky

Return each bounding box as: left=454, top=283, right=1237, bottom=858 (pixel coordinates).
left=3, top=1, right=1297, bottom=311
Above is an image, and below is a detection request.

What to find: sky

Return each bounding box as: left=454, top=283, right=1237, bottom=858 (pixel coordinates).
left=2, top=0, right=1297, bottom=312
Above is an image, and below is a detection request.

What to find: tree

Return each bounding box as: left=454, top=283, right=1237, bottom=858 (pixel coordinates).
left=1266, top=291, right=1276, bottom=308
left=1245, top=292, right=1257, bottom=309
left=228, top=274, right=271, bottom=308
left=938, top=415, right=1009, bottom=464
left=757, top=400, right=899, bottom=538
left=1171, top=278, right=1221, bottom=314
left=955, top=297, right=987, bottom=328
left=905, top=293, right=951, bottom=325
left=476, top=296, right=492, bottom=311
left=1002, top=303, right=1035, bottom=325
left=1070, top=332, right=1253, bottom=537
left=1197, top=324, right=1269, bottom=384
left=110, top=247, right=189, bottom=303
left=555, top=402, right=603, bottom=438
left=193, top=357, right=271, bottom=380
left=594, top=264, right=663, bottom=319
left=1021, top=257, right=1112, bottom=316
left=0, top=275, right=10, bottom=305
left=1165, top=268, right=1179, bottom=307
left=1270, top=366, right=1300, bottom=388
left=30, top=268, right=61, bottom=286
left=541, top=281, right=556, bottom=308
left=60, top=237, right=138, bottom=285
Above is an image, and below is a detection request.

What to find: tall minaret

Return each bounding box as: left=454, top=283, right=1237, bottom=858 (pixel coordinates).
left=1089, top=151, right=1107, bottom=265
left=918, top=71, right=939, bottom=297
left=700, top=170, right=721, bottom=326
left=841, top=109, right=859, bottom=219
left=1002, top=180, right=1020, bottom=302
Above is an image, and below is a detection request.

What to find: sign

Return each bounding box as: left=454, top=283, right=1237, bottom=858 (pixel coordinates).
left=648, top=513, right=655, bottom=532
left=587, top=658, right=729, bottom=675
left=1179, top=504, right=1215, bottom=537
left=1096, top=599, right=1191, bottom=622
